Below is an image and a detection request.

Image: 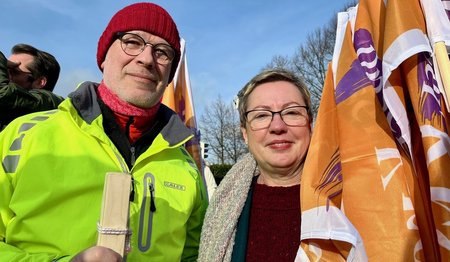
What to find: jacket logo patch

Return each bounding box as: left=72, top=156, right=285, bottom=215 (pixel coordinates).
left=164, top=181, right=186, bottom=191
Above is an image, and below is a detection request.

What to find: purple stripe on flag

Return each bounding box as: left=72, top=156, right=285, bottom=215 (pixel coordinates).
left=177, top=98, right=186, bottom=121
left=353, top=29, right=406, bottom=151
left=335, top=60, right=372, bottom=104
left=316, top=150, right=343, bottom=210
left=417, top=53, right=447, bottom=130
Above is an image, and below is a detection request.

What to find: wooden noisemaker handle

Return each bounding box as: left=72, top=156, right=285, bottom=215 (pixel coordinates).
left=97, top=172, right=132, bottom=256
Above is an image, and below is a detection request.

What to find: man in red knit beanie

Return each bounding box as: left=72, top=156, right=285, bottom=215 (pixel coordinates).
left=0, top=2, right=207, bottom=262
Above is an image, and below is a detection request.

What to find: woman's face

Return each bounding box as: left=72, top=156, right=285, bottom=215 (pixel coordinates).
left=241, top=81, right=312, bottom=175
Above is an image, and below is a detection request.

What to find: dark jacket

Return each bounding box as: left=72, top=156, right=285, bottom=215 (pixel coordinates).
left=0, top=51, right=64, bottom=129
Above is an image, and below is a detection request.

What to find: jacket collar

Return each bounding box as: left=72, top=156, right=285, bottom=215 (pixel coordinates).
left=67, top=81, right=194, bottom=147
left=68, top=81, right=102, bottom=124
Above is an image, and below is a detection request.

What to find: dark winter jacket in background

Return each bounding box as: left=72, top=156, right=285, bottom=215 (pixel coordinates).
left=0, top=51, right=63, bottom=129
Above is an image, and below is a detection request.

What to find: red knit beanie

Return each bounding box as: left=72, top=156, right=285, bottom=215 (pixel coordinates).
left=97, top=2, right=181, bottom=82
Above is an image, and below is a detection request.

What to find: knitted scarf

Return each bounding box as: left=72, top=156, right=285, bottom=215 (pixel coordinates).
left=198, top=153, right=258, bottom=262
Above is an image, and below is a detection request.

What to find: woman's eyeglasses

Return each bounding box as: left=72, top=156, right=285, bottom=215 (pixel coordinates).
left=245, top=106, right=309, bottom=130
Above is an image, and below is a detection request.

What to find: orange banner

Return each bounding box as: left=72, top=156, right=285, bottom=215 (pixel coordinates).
left=298, top=0, right=450, bottom=261
left=162, top=40, right=203, bottom=172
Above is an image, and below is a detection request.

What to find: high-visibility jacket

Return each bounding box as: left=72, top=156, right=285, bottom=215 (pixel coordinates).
left=0, top=82, right=208, bottom=261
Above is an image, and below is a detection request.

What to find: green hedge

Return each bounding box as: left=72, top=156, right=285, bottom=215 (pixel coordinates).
left=209, top=164, right=232, bottom=185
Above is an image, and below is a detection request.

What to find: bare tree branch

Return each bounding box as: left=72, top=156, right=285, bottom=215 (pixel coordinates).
left=200, top=96, right=248, bottom=164
left=262, top=1, right=357, bottom=117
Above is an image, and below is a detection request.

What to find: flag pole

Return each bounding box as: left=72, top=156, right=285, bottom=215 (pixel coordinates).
left=434, top=41, right=450, bottom=112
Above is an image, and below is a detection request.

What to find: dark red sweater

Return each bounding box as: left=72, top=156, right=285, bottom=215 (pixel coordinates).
left=246, top=182, right=301, bottom=262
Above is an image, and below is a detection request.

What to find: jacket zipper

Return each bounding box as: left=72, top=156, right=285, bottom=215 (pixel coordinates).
left=129, top=177, right=135, bottom=202
left=130, top=147, right=136, bottom=167
left=149, top=183, right=156, bottom=212
left=138, top=173, right=156, bottom=252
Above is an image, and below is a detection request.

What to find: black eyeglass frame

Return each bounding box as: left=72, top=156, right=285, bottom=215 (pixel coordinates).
left=115, top=32, right=175, bottom=65
left=244, top=105, right=310, bottom=130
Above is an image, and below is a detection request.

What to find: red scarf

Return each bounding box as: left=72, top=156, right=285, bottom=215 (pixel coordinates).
left=97, top=82, right=160, bottom=144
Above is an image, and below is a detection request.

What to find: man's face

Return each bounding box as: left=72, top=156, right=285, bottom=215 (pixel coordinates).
left=8, top=53, right=38, bottom=90
left=101, top=30, right=173, bottom=108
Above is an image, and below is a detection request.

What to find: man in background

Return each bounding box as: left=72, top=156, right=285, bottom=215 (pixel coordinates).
left=0, top=43, right=63, bottom=129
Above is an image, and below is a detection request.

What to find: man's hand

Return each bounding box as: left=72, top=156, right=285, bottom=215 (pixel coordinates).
left=6, top=59, right=20, bottom=69
left=70, top=246, right=122, bottom=262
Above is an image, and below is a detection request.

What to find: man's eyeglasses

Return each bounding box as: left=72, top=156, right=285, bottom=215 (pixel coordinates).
left=116, top=32, right=175, bottom=65
left=245, top=106, right=309, bottom=130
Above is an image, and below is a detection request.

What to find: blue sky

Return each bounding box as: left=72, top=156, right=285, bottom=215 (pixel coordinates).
left=2, top=0, right=353, bottom=117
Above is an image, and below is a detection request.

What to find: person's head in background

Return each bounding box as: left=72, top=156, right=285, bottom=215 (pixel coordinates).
left=8, top=44, right=60, bottom=91
left=96, top=2, right=181, bottom=109
left=237, top=68, right=313, bottom=185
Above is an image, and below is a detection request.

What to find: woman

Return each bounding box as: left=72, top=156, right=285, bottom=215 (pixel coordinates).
left=198, top=69, right=313, bottom=262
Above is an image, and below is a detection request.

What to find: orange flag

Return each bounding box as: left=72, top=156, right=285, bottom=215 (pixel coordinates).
left=161, top=81, right=176, bottom=111
left=162, top=39, right=203, bottom=172
left=298, top=62, right=367, bottom=261
left=297, top=0, right=450, bottom=261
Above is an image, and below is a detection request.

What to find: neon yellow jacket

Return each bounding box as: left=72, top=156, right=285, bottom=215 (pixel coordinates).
left=0, top=82, right=208, bottom=261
